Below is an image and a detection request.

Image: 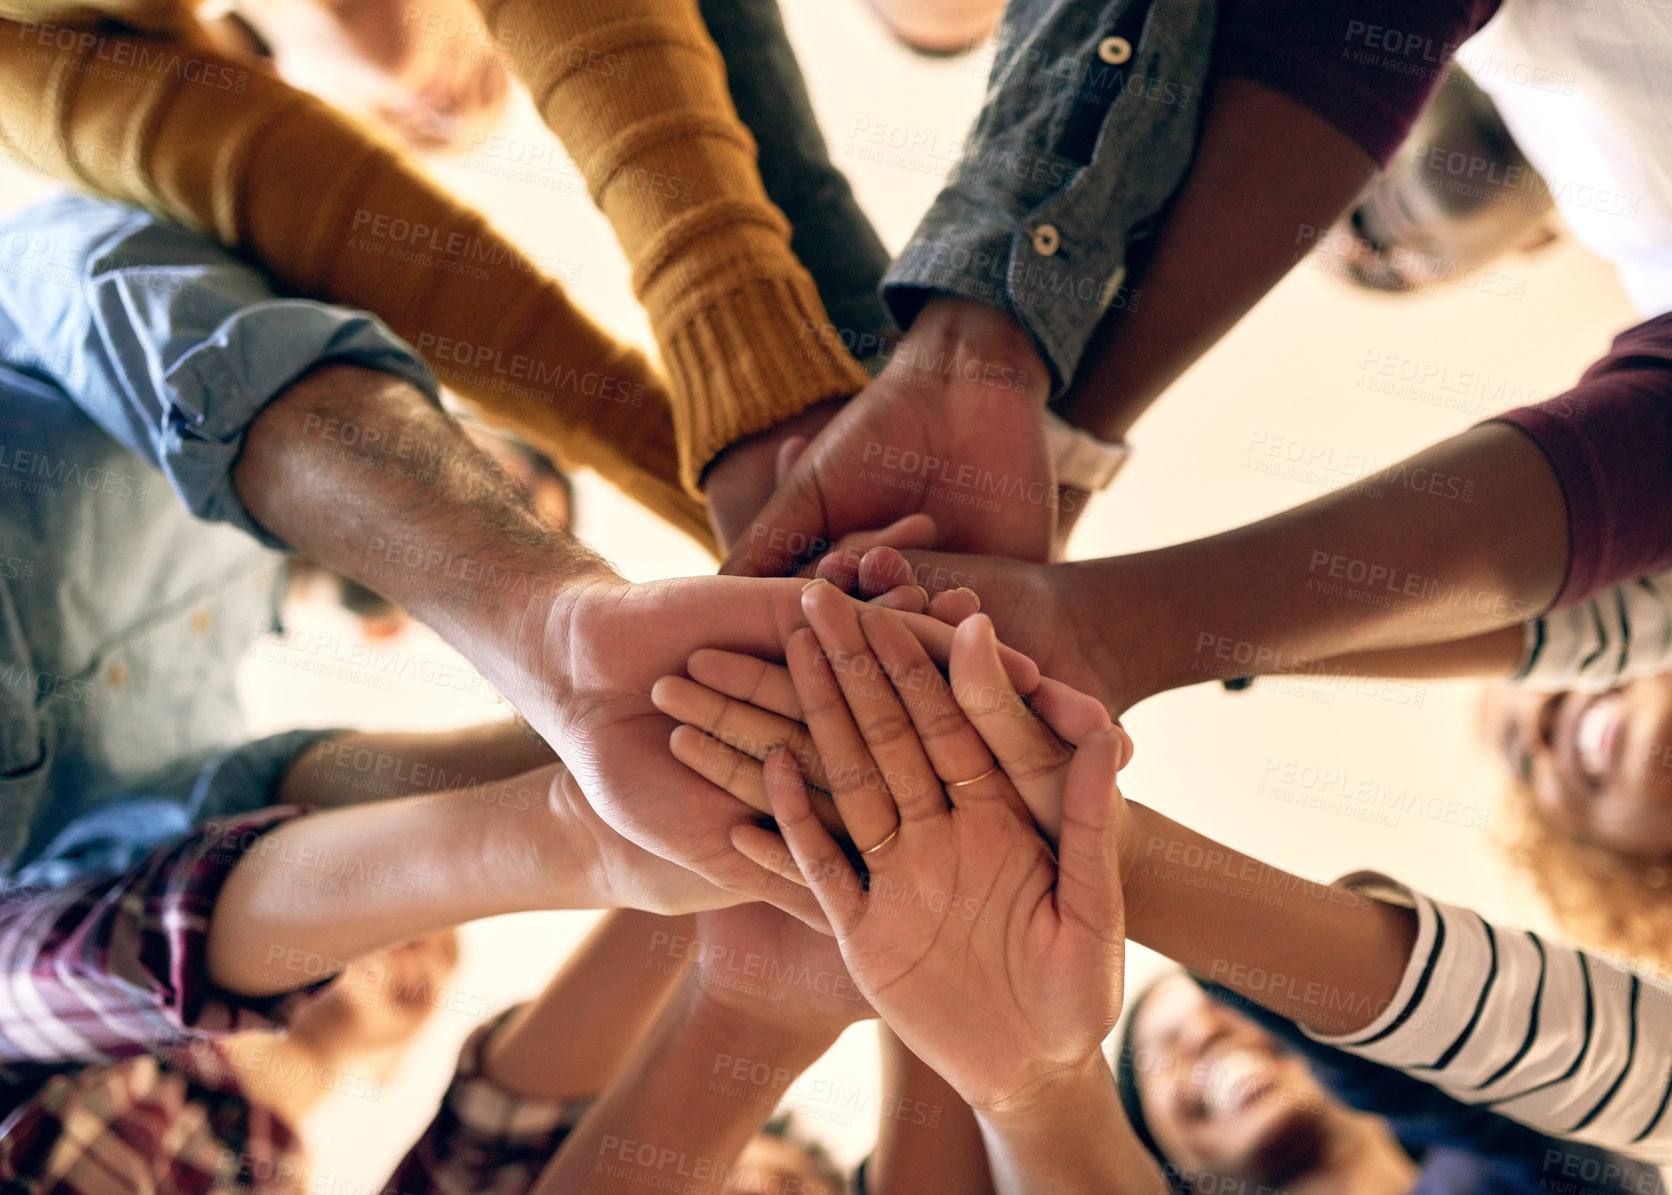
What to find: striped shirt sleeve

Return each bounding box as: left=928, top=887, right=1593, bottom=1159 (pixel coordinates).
left=1518, top=571, right=1672, bottom=692
left=1305, top=879, right=1672, bottom=1163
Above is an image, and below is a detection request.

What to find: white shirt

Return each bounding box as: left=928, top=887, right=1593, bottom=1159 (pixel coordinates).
left=1307, top=874, right=1672, bottom=1162
left=1460, top=1, right=1672, bottom=316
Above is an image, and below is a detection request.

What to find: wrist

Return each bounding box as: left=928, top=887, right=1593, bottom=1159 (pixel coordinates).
left=1071, top=554, right=1207, bottom=709
left=888, top=296, right=1050, bottom=411
left=971, top=1051, right=1114, bottom=1127
left=681, top=981, right=837, bottom=1072
left=1117, top=801, right=1163, bottom=940
left=505, top=568, right=624, bottom=731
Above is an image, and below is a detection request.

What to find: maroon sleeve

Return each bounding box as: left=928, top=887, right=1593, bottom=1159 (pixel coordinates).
left=1214, top=0, right=1500, bottom=165
left=1492, top=312, right=1672, bottom=610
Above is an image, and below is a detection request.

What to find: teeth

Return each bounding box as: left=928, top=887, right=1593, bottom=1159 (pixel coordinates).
left=1205, top=1049, right=1266, bottom=1112
left=1576, top=697, right=1619, bottom=783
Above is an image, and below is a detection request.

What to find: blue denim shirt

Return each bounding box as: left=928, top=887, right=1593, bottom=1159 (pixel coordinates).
left=0, top=196, right=439, bottom=880
left=884, top=0, right=1215, bottom=393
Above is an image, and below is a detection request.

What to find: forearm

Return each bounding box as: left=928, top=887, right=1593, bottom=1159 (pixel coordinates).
left=476, top=0, right=868, bottom=491
left=1059, top=79, right=1374, bottom=442
left=482, top=911, right=694, bottom=1102
left=535, top=984, right=834, bottom=1195
left=869, top=1028, right=996, bottom=1195
left=0, top=19, right=708, bottom=540
left=975, top=1060, right=1167, bottom=1195
left=233, top=364, right=611, bottom=718
left=1079, top=423, right=1568, bottom=702
left=1288, top=627, right=1525, bottom=683
left=206, top=767, right=585, bottom=996
left=1122, top=803, right=1417, bottom=1037
left=276, top=720, right=556, bottom=808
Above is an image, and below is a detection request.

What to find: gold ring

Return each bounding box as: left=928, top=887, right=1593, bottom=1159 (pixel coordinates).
left=860, top=825, right=901, bottom=856
left=945, top=763, right=999, bottom=790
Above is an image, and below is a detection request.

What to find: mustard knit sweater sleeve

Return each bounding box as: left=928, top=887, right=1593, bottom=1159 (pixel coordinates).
left=0, top=18, right=714, bottom=548
left=473, top=0, right=871, bottom=492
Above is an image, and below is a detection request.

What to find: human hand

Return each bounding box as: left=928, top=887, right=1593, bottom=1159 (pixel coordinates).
left=541, top=765, right=737, bottom=916
left=722, top=298, right=1055, bottom=577
left=531, top=575, right=1042, bottom=926
left=827, top=544, right=1174, bottom=715
left=703, top=399, right=841, bottom=552
left=689, top=902, right=871, bottom=1036
left=723, top=591, right=1133, bottom=1113
left=651, top=585, right=1117, bottom=845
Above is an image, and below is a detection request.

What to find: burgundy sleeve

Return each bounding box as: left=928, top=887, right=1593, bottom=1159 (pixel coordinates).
left=1214, top=0, right=1500, bottom=165
left=1492, top=312, right=1672, bottom=610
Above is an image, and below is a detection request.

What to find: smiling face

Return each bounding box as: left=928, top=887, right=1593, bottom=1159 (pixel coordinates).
left=1488, top=677, right=1672, bottom=860
left=1129, top=974, right=1339, bottom=1187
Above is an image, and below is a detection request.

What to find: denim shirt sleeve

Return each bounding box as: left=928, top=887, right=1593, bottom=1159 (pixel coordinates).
left=0, top=195, right=440, bottom=549
left=883, top=0, right=1215, bottom=394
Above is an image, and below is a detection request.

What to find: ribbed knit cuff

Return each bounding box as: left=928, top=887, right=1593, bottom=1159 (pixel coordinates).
left=660, top=272, right=869, bottom=494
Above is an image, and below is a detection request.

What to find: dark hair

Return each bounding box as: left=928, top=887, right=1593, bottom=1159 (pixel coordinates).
left=1115, top=977, right=1192, bottom=1194
left=760, top=1111, right=850, bottom=1195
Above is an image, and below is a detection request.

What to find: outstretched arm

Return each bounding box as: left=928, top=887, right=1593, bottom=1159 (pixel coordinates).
left=205, top=763, right=731, bottom=998
left=533, top=903, right=868, bottom=1195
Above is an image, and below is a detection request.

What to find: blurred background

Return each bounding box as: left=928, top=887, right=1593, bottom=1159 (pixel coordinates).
left=0, top=0, right=1641, bottom=1184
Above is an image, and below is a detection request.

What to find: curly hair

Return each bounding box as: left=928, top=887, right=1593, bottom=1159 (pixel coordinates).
left=1496, top=773, right=1672, bottom=971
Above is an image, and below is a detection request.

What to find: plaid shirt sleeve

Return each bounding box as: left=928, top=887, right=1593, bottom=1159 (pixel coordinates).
left=0, top=807, right=329, bottom=1066
left=386, top=1007, right=593, bottom=1195
left=0, top=1045, right=305, bottom=1194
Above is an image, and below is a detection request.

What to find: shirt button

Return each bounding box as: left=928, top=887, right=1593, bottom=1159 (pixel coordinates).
left=1031, top=224, right=1061, bottom=256
left=191, top=609, right=213, bottom=634
left=107, top=661, right=126, bottom=688
left=1098, top=35, right=1132, bottom=64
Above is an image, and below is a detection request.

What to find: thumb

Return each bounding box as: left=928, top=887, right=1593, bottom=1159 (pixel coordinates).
left=1054, top=727, right=1126, bottom=943
left=775, top=436, right=808, bottom=485
left=721, top=462, right=832, bottom=577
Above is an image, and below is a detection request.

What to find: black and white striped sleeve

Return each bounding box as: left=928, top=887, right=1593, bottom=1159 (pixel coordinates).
left=1519, top=571, right=1672, bottom=692
left=1304, top=883, right=1672, bottom=1163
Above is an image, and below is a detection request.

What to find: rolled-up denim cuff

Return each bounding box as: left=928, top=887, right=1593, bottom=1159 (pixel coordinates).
left=884, top=0, right=1215, bottom=396
left=161, top=303, right=440, bottom=549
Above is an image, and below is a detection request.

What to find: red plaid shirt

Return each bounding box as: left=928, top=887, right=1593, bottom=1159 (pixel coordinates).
left=0, top=812, right=584, bottom=1194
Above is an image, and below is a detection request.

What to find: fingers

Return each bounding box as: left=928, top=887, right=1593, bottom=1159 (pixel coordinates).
left=895, top=609, right=1040, bottom=693
left=949, top=614, right=1073, bottom=840
left=867, top=585, right=932, bottom=615
left=1026, top=678, right=1118, bottom=749
left=802, top=582, right=945, bottom=826
left=854, top=546, right=916, bottom=596
left=802, top=513, right=938, bottom=583
left=654, top=675, right=828, bottom=791
left=1053, top=727, right=1127, bottom=943
left=720, top=469, right=828, bottom=576
left=787, top=624, right=904, bottom=851
left=731, top=824, right=810, bottom=889
left=751, top=745, right=866, bottom=937
left=857, top=606, right=1012, bottom=807
left=775, top=436, right=808, bottom=486
left=664, top=722, right=836, bottom=827
left=687, top=650, right=803, bottom=721
left=926, top=587, right=981, bottom=625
